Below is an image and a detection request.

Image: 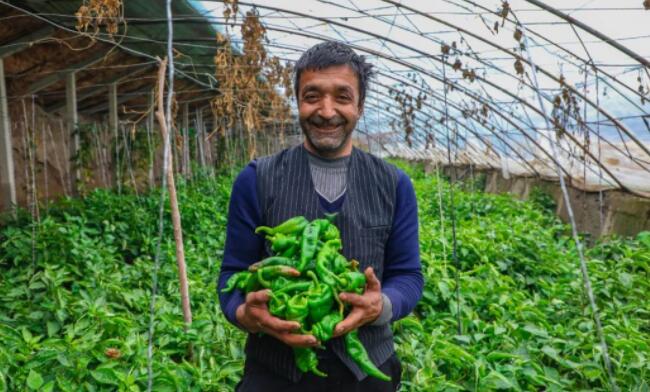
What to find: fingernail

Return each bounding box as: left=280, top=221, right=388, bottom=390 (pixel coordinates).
left=308, top=337, right=317, bottom=344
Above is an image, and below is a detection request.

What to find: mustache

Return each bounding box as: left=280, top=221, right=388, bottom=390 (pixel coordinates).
left=308, top=115, right=346, bottom=127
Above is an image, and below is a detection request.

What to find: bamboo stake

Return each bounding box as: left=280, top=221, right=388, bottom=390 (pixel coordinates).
left=155, top=57, right=193, bottom=336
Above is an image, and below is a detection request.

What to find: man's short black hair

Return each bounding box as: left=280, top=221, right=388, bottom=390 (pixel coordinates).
left=293, top=41, right=374, bottom=105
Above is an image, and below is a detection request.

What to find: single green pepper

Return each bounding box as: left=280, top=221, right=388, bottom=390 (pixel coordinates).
left=244, top=272, right=260, bottom=292
left=322, top=224, right=340, bottom=242
left=297, top=222, right=321, bottom=271
left=221, top=271, right=251, bottom=293
left=269, top=292, right=289, bottom=318
left=305, top=271, right=334, bottom=323
left=315, top=240, right=343, bottom=287
left=311, top=218, right=331, bottom=234
left=256, top=265, right=300, bottom=288
left=338, top=271, right=366, bottom=294
left=270, top=233, right=300, bottom=253
left=294, top=348, right=326, bottom=377
left=310, top=312, right=343, bottom=342
left=285, top=294, right=309, bottom=323
left=255, top=216, right=309, bottom=236
left=280, top=241, right=300, bottom=258
left=274, top=280, right=312, bottom=295
left=270, top=276, right=290, bottom=292
left=331, top=253, right=351, bottom=274
left=249, top=256, right=296, bottom=272
left=344, top=330, right=391, bottom=381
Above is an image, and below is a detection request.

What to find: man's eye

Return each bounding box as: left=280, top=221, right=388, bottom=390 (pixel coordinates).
left=304, top=95, right=318, bottom=101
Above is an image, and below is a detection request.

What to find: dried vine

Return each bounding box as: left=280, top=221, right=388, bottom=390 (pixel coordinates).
left=212, top=3, right=293, bottom=160
left=75, top=0, right=125, bottom=38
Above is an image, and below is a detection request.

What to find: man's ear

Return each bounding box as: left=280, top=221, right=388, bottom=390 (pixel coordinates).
left=358, top=100, right=365, bottom=117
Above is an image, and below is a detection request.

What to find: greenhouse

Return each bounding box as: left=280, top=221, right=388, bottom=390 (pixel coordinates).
left=0, top=0, right=648, bottom=391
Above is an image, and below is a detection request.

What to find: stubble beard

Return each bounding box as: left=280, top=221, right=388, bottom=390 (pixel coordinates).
left=300, top=117, right=354, bottom=156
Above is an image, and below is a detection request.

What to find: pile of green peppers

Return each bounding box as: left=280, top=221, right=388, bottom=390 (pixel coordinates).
left=222, top=214, right=391, bottom=381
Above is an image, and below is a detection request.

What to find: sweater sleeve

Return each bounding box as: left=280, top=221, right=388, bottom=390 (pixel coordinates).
left=217, top=162, right=265, bottom=329
left=380, top=169, right=424, bottom=322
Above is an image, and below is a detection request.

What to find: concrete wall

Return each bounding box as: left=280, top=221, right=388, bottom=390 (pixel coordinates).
left=484, top=170, right=650, bottom=238
left=426, top=162, right=650, bottom=239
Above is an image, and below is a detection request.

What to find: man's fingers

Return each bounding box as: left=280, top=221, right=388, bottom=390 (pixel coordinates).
left=281, top=333, right=319, bottom=348
left=364, top=267, right=381, bottom=290
left=339, top=292, right=366, bottom=307
left=333, top=311, right=363, bottom=337
left=261, top=315, right=301, bottom=333
left=246, top=289, right=271, bottom=304
left=265, top=330, right=319, bottom=348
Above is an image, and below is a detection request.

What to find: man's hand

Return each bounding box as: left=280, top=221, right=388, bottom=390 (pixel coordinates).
left=332, top=267, right=383, bottom=337
left=236, top=289, right=319, bottom=348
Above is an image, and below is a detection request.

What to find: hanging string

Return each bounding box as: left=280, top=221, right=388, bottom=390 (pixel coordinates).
left=441, top=52, right=462, bottom=336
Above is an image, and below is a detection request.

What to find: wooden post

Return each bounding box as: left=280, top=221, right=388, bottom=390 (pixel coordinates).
left=108, top=83, right=119, bottom=190
left=0, top=59, right=16, bottom=211
left=155, top=57, right=192, bottom=335
left=65, top=73, right=79, bottom=195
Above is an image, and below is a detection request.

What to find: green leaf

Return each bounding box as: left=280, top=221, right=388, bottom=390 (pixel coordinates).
left=0, top=370, right=7, bottom=392
left=42, top=381, right=55, bottom=392
left=437, top=280, right=451, bottom=299
left=481, top=370, right=515, bottom=389
left=619, top=272, right=633, bottom=287
left=90, top=368, right=119, bottom=386
left=22, top=328, right=33, bottom=343
left=46, top=321, right=60, bottom=337
left=523, top=323, right=548, bottom=338
left=26, top=370, right=44, bottom=390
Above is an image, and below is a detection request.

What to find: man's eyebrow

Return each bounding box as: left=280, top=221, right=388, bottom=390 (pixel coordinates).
left=301, top=85, right=320, bottom=94
left=336, top=86, right=354, bottom=95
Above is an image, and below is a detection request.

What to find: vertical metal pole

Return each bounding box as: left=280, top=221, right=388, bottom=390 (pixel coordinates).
left=109, top=83, right=119, bottom=190
left=65, top=72, right=79, bottom=195
left=0, top=59, right=16, bottom=212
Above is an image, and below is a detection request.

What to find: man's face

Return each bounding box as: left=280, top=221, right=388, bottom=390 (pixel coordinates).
left=297, top=64, right=363, bottom=157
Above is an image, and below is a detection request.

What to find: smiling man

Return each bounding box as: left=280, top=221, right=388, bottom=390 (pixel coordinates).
left=218, top=41, right=423, bottom=392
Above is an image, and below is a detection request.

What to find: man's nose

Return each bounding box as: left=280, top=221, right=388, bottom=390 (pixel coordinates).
left=318, top=96, right=337, bottom=119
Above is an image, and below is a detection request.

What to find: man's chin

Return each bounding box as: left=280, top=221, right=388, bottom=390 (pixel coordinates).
left=306, top=136, right=346, bottom=154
